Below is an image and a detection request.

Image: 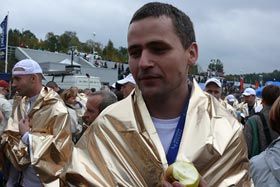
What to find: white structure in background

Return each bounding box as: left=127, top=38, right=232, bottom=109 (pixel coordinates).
left=43, top=74, right=102, bottom=90
left=43, top=65, right=102, bottom=90
left=15, top=47, right=129, bottom=86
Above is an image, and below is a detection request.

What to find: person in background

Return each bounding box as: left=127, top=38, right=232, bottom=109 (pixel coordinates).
left=64, top=2, right=250, bottom=187
left=205, top=77, right=237, bottom=118
left=84, top=88, right=92, bottom=97
left=90, top=88, right=96, bottom=93
left=0, top=80, right=12, bottom=135
left=61, top=89, right=83, bottom=143
left=225, top=94, right=239, bottom=108
left=204, top=77, right=222, bottom=100
left=46, top=81, right=64, bottom=95
left=70, top=86, right=87, bottom=125
left=0, top=80, right=12, bottom=187
left=244, top=84, right=280, bottom=158
left=117, top=73, right=136, bottom=98
left=83, top=90, right=118, bottom=128
left=237, top=87, right=262, bottom=124
left=0, top=59, right=72, bottom=186
left=111, top=82, right=124, bottom=101
left=100, top=85, right=110, bottom=91
left=0, top=136, right=4, bottom=187
left=250, top=95, right=280, bottom=187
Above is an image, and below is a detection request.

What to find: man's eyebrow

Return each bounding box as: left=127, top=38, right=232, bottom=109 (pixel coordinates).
left=128, top=45, right=140, bottom=52
left=128, top=40, right=168, bottom=50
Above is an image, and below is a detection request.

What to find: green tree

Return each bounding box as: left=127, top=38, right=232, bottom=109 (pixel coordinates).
left=189, top=64, right=198, bottom=75
left=208, top=59, right=224, bottom=73
left=44, top=32, right=60, bottom=52
left=59, top=31, right=81, bottom=53
left=21, top=30, right=39, bottom=48
left=117, top=47, right=128, bottom=63
left=8, top=29, right=21, bottom=46
left=102, top=40, right=118, bottom=61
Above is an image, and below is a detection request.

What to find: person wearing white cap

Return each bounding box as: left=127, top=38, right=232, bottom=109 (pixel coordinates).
left=237, top=87, right=262, bottom=124
left=244, top=84, right=280, bottom=159
left=1, top=59, right=73, bottom=186
left=205, top=78, right=237, bottom=118
left=226, top=94, right=236, bottom=106
left=117, top=73, right=136, bottom=98
left=204, top=77, right=222, bottom=100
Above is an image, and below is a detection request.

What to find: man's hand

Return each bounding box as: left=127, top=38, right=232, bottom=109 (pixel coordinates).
left=19, top=118, right=30, bottom=136
left=162, top=178, right=208, bottom=187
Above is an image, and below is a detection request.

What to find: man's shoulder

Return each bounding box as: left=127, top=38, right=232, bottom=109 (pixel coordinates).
left=39, top=87, right=68, bottom=112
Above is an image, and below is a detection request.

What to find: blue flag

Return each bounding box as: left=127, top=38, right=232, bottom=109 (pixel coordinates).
left=0, top=15, right=8, bottom=60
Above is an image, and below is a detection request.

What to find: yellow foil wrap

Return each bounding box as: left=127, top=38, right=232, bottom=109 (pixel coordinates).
left=1, top=87, right=73, bottom=184
left=65, top=80, right=251, bottom=187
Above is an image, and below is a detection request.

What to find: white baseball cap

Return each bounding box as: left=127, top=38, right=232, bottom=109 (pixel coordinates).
left=12, top=59, right=46, bottom=80
left=117, top=73, right=136, bottom=85
left=227, top=94, right=235, bottom=102
left=242, top=88, right=256, bottom=96
left=205, top=77, right=222, bottom=88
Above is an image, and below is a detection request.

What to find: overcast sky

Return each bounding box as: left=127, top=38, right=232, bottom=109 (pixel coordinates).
left=1, top=0, right=280, bottom=75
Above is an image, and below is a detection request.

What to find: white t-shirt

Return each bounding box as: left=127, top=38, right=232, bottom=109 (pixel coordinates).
left=152, top=116, right=180, bottom=154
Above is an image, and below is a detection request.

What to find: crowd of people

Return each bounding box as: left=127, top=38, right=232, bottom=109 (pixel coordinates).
left=0, top=2, right=280, bottom=187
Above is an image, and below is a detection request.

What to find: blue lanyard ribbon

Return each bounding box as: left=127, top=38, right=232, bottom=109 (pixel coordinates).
left=166, top=93, right=191, bottom=165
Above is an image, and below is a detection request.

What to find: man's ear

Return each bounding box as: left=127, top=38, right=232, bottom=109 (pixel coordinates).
left=187, top=42, right=198, bottom=66
left=31, top=74, right=38, bottom=82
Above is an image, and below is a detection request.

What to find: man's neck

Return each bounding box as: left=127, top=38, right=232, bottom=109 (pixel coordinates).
left=248, top=101, right=255, bottom=107
left=145, top=86, right=189, bottom=119
left=27, top=85, right=43, bottom=98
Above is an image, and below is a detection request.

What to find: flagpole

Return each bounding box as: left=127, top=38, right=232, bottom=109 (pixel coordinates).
left=4, top=12, right=9, bottom=73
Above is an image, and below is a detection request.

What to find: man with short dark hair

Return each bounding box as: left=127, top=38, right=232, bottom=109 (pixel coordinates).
left=65, top=2, right=250, bottom=187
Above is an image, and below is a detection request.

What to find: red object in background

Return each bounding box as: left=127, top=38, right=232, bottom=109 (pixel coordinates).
left=255, top=81, right=259, bottom=89
left=240, top=77, right=244, bottom=92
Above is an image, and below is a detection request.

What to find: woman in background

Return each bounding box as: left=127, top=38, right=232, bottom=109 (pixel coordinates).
left=61, top=89, right=83, bottom=143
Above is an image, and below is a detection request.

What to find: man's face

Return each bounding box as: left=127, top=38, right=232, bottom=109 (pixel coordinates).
left=127, top=16, right=197, bottom=100
left=83, top=95, right=103, bottom=125
left=244, top=95, right=255, bottom=105
left=205, top=83, right=221, bottom=100
left=12, top=74, right=34, bottom=97
left=120, top=82, right=135, bottom=98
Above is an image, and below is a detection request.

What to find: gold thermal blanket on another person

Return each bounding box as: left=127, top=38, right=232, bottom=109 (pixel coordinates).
left=1, top=87, right=73, bottom=184
left=65, top=80, right=251, bottom=187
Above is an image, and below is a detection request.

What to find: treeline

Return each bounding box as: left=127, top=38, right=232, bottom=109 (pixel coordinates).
left=225, top=71, right=280, bottom=85
left=7, top=29, right=128, bottom=63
